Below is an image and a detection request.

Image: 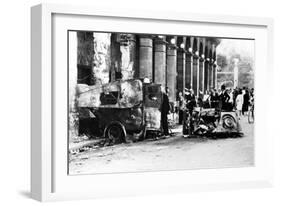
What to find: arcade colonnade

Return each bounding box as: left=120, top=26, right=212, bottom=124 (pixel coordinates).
left=76, top=32, right=220, bottom=103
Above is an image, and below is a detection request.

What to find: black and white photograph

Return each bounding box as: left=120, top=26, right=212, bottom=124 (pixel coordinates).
left=68, top=31, right=255, bottom=175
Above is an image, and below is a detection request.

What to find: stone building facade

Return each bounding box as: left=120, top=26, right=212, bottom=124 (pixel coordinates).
left=69, top=31, right=220, bottom=139
left=76, top=32, right=220, bottom=101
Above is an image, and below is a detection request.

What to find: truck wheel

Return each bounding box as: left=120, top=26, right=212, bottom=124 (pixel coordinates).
left=106, top=124, right=125, bottom=144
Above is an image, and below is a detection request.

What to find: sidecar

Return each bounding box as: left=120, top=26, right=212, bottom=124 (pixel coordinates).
left=215, top=102, right=242, bottom=135
left=214, top=110, right=242, bottom=135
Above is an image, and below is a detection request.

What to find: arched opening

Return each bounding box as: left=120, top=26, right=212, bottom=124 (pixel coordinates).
left=213, top=51, right=217, bottom=61
left=199, top=42, right=204, bottom=56
left=204, top=46, right=208, bottom=58
left=186, top=37, right=191, bottom=51
left=193, top=38, right=198, bottom=53
left=209, top=48, right=213, bottom=60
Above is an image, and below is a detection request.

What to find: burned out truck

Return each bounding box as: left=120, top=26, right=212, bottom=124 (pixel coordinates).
left=77, top=79, right=163, bottom=143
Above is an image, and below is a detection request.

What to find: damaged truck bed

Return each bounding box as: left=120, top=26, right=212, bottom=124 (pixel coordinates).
left=77, top=79, right=163, bottom=143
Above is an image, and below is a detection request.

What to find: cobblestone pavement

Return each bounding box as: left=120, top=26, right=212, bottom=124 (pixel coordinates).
left=69, top=115, right=254, bottom=175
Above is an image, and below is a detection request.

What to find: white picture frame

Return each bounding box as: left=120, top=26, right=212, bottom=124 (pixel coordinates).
left=31, top=3, right=274, bottom=202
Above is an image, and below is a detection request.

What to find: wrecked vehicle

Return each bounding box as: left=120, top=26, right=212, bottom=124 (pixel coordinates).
left=77, top=79, right=162, bottom=143
left=185, top=103, right=243, bottom=137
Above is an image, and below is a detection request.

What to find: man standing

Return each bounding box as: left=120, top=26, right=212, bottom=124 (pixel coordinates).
left=219, top=85, right=230, bottom=110
left=232, top=87, right=239, bottom=108
left=210, top=89, right=219, bottom=108
left=161, top=87, right=170, bottom=136
left=177, top=91, right=184, bottom=124
left=242, top=88, right=250, bottom=115
left=183, top=88, right=196, bottom=137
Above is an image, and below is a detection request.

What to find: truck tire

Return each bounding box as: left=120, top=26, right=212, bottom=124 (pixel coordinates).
left=105, top=124, right=126, bottom=144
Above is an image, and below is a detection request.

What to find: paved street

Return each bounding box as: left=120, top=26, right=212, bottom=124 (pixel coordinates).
left=69, top=115, right=254, bottom=175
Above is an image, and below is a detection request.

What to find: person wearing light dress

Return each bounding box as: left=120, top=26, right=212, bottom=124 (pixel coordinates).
left=236, top=90, right=244, bottom=117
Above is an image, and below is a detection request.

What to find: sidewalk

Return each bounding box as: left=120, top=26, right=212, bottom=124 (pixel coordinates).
left=69, top=139, right=104, bottom=153
left=69, top=124, right=183, bottom=153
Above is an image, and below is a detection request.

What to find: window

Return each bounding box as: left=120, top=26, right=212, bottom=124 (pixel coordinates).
left=100, top=91, right=119, bottom=105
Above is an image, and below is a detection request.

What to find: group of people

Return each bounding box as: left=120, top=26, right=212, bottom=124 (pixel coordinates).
left=160, top=85, right=254, bottom=137
left=176, top=85, right=255, bottom=124
left=231, top=87, right=254, bottom=116
left=161, top=87, right=197, bottom=137
left=199, top=86, right=254, bottom=116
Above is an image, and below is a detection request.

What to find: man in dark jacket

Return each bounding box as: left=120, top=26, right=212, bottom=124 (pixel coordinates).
left=161, top=87, right=170, bottom=136
left=183, top=89, right=196, bottom=136
left=185, top=89, right=196, bottom=111
left=219, top=85, right=230, bottom=111
left=242, top=89, right=250, bottom=115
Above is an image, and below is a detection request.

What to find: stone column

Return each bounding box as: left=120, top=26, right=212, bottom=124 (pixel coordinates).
left=209, top=62, right=213, bottom=90
left=93, top=32, right=111, bottom=85
left=213, top=50, right=217, bottom=89
left=233, top=58, right=239, bottom=88
left=213, top=64, right=217, bottom=89
left=177, top=49, right=186, bottom=95
left=199, top=57, right=205, bottom=94
left=110, top=34, right=121, bottom=81
left=166, top=43, right=177, bottom=102
left=138, top=35, right=153, bottom=80
left=119, top=34, right=137, bottom=80
left=204, top=59, right=209, bottom=91
left=192, top=55, right=199, bottom=96
left=185, top=54, right=193, bottom=89
left=154, top=37, right=166, bottom=86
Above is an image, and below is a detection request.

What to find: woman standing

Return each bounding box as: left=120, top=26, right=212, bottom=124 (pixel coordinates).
left=236, top=89, right=244, bottom=117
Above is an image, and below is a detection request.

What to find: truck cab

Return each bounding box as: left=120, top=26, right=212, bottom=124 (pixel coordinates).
left=77, top=79, right=162, bottom=143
